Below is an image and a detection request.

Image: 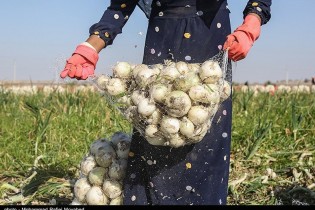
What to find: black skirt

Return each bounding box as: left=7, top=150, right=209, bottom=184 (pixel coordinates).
left=123, top=0, right=233, bottom=205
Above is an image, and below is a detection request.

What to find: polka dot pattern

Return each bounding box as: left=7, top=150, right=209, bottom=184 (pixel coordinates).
left=89, top=0, right=271, bottom=206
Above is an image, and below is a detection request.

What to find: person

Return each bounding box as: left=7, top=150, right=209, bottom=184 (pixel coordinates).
left=60, top=0, right=272, bottom=205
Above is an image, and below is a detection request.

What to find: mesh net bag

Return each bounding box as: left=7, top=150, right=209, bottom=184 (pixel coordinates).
left=93, top=50, right=231, bottom=148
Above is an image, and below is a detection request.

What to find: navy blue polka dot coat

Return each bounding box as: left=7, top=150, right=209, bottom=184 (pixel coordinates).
left=90, top=0, right=271, bottom=205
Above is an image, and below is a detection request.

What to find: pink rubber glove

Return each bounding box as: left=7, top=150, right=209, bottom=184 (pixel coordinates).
left=223, top=14, right=261, bottom=62
left=60, top=44, right=99, bottom=80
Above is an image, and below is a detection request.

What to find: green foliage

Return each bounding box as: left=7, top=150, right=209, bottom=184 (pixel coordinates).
left=0, top=88, right=314, bottom=205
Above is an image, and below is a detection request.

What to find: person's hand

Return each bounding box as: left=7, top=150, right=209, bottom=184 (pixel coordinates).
left=223, top=14, right=261, bottom=62
left=60, top=43, right=99, bottom=80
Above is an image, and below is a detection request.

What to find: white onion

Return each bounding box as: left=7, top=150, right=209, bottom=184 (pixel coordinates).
left=106, top=78, right=126, bottom=96
left=220, top=80, right=231, bottom=102
left=73, top=178, right=92, bottom=202
left=137, top=98, right=156, bottom=117
left=160, top=116, right=180, bottom=135
left=145, top=124, right=159, bottom=138
left=187, top=63, right=200, bottom=73
left=199, top=60, right=222, bottom=84
left=168, top=133, right=186, bottom=148
left=113, top=62, right=132, bottom=79
left=110, top=132, right=131, bottom=159
left=151, top=63, right=164, bottom=71
left=123, top=105, right=138, bottom=121
left=88, top=167, right=108, bottom=186
left=96, top=75, right=110, bottom=90
left=165, top=91, right=192, bottom=117
left=160, top=65, right=181, bottom=81
left=174, top=72, right=201, bottom=92
left=102, top=179, right=122, bottom=199
left=80, top=155, right=97, bottom=176
left=204, top=84, right=221, bottom=104
left=175, top=61, right=189, bottom=75
left=189, top=122, right=210, bottom=143
left=70, top=198, right=83, bottom=205
left=188, top=85, right=211, bottom=104
left=108, top=159, right=128, bottom=180
left=149, top=84, right=169, bottom=103
left=110, top=131, right=131, bottom=147
left=179, top=117, right=195, bottom=138
left=135, top=68, right=159, bottom=88
left=95, top=145, right=117, bottom=168
left=131, top=90, right=146, bottom=106
left=188, top=105, right=210, bottom=125
left=86, top=186, right=109, bottom=205
left=90, top=138, right=111, bottom=156
left=145, top=135, right=167, bottom=146
left=115, top=140, right=131, bottom=159
left=117, top=95, right=132, bottom=106
left=109, top=195, right=123, bottom=205
left=146, top=109, right=162, bottom=125
left=189, top=84, right=220, bottom=104
left=132, top=64, right=150, bottom=78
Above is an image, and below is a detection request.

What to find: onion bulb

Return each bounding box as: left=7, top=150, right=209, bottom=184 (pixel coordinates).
left=179, top=117, right=195, bottom=138
left=188, top=105, right=210, bottom=125
left=90, top=138, right=111, bottom=156
left=95, top=145, right=117, bottom=168
left=220, top=80, right=231, bottom=102
left=145, top=124, right=159, bottom=138
left=88, top=167, right=108, bottom=186
left=80, top=155, right=97, bottom=176
left=199, top=60, right=222, bottom=84
left=108, top=159, right=128, bottom=180
left=204, top=84, right=221, bottom=104
left=165, top=91, right=192, bottom=117
left=168, top=133, right=186, bottom=148
left=145, top=135, right=167, bottom=146
left=70, top=198, right=83, bottom=205
left=135, top=68, right=159, bottom=88
left=111, top=131, right=131, bottom=147
left=110, top=195, right=123, bottom=205
left=160, top=65, right=181, bottom=81
left=160, top=116, right=180, bottom=135
left=174, top=72, right=201, bottom=92
left=106, top=78, right=126, bottom=96
left=113, top=62, right=132, bottom=79
left=132, top=64, right=150, bottom=78
left=110, top=132, right=131, bottom=159
left=187, top=63, right=200, bottom=73
left=188, top=122, right=210, bottom=143
left=175, top=61, right=189, bottom=75
left=137, top=98, right=156, bottom=117
left=149, top=84, right=169, bottom=103
left=146, top=109, right=162, bottom=125
left=102, top=179, right=122, bottom=199
left=131, top=90, right=146, bottom=106
left=96, top=75, right=110, bottom=90
left=73, top=178, right=91, bottom=202
left=123, top=105, right=138, bottom=121
left=117, top=95, right=132, bottom=107
left=86, top=186, right=109, bottom=205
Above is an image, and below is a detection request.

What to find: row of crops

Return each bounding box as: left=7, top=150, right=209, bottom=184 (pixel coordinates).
left=0, top=85, right=314, bottom=205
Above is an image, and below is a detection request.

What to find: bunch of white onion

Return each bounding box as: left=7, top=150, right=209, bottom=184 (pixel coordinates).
left=95, top=58, right=231, bottom=148
left=70, top=131, right=131, bottom=205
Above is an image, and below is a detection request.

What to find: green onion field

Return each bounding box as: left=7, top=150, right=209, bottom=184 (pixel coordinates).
left=0, top=84, right=314, bottom=205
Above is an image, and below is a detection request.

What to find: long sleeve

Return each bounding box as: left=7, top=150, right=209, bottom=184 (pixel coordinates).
left=89, top=0, right=139, bottom=47
left=243, top=0, right=272, bottom=25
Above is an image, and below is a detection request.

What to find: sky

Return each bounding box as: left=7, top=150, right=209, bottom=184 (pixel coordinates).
left=0, top=0, right=314, bottom=84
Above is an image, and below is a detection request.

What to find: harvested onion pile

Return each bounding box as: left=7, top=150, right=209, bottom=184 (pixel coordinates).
left=94, top=51, right=231, bottom=148
left=70, top=132, right=131, bottom=205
